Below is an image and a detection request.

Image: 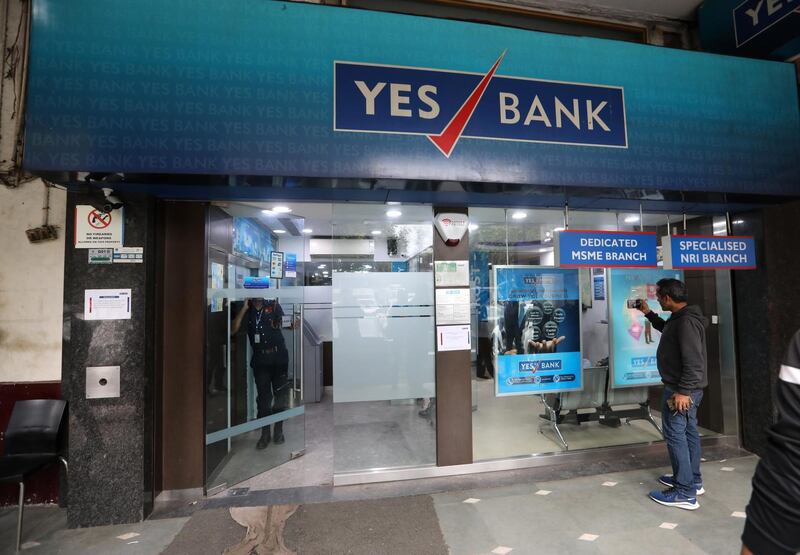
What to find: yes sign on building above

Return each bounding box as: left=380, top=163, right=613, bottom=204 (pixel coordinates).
left=334, top=54, right=627, bottom=157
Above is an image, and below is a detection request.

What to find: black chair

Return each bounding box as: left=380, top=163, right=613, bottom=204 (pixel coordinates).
left=0, top=400, right=67, bottom=552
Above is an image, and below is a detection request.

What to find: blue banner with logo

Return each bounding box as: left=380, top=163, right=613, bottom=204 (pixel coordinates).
left=243, top=276, right=270, bottom=289
left=335, top=61, right=627, bottom=150
left=608, top=268, right=683, bottom=388
left=557, top=230, right=658, bottom=268
left=665, top=235, right=756, bottom=269
left=23, top=0, right=800, bottom=194
left=494, top=266, right=582, bottom=396
left=699, top=0, right=800, bottom=60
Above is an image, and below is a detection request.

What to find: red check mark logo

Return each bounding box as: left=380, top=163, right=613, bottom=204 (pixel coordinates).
left=427, top=51, right=506, bottom=158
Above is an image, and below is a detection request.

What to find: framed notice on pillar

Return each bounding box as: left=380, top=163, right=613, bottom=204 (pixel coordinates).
left=492, top=266, right=582, bottom=396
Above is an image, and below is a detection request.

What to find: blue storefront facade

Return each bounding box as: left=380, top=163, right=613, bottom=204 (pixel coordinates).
left=23, top=0, right=800, bottom=527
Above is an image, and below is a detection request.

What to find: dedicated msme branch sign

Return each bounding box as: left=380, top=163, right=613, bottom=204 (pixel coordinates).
left=556, top=230, right=658, bottom=268
left=334, top=53, right=627, bottom=157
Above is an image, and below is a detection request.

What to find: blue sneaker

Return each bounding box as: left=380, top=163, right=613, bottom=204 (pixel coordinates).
left=658, top=474, right=705, bottom=495
left=649, top=487, right=699, bottom=510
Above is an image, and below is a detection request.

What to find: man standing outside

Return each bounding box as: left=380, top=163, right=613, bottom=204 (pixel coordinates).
left=232, top=297, right=290, bottom=449
left=638, top=278, right=708, bottom=510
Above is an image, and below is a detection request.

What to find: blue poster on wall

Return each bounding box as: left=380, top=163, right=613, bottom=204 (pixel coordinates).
left=493, top=266, right=582, bottom=396
left=232, top=218, right=273, bottom=262
left=470, top=251, right=489, bottom=322
left=285, top=253, right=297, bottom=278
left=608, top=268, right=683, bottom=388
left=593, top=276, right=605, bottom=300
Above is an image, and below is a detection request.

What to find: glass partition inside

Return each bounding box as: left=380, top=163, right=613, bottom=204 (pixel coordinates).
left=331, top=203, right=436, bottom=473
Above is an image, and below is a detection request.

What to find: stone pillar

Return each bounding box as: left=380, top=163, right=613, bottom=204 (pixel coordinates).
left=61, top=191, right=156, bottom=526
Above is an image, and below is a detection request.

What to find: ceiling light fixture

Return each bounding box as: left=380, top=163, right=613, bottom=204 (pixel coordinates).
left=468, top=223, right=479, bottom=231
left=624, top=215, right=640, bottom=223
left=274, top=229, right=286, bottom=234
left=386, top=209, right=402, bottom=218
left=273, top=206, right=292, bottom=213
left=261, top=209, right=274, bottom=215
left=732, top=219, right=744, bottom=225
left=511, top=211, right=527, bottom=220
left=553, top=226, right=565, bottom=232
left=371, top=230, right=382, bottom=235
left=302, top=228, right=313, bottom=234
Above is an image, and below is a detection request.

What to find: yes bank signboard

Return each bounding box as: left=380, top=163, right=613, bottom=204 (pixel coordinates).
left=23, top=0, right=800, bottom=193
left=334, top=55, right=627, bottom=157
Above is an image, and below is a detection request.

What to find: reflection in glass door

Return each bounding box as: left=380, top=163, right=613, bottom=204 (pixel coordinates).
left=205, top=204, right=306, bottom=493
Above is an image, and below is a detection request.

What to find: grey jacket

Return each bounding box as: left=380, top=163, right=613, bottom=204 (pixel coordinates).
left=645, top=305, right=708, bottom=394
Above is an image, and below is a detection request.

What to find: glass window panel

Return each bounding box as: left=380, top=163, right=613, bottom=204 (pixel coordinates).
left=332, top=203, right=436, bottom=473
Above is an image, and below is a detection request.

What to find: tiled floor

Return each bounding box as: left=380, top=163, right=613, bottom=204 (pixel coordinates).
left=0, top=454, right=756, bottom=554
left=433, top=455, right=756, bottom=555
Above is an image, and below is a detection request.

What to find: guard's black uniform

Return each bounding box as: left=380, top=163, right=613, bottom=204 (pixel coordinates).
left=246, top=301, right=290, bottom=428
left=742, top=330, right=800, bottom=555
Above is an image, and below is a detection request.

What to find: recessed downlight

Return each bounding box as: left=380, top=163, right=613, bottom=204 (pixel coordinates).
left=511, top=211, right=527, bottom=220
left=386, top=209, right=402, bottom=218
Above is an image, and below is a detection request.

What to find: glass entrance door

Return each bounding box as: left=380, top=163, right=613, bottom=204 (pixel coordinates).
left=204, top=204, right=306, bottom=493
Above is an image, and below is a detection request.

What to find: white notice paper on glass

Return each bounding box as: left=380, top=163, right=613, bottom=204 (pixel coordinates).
left=436, top=288, right=471, bottom=325
left=84, top=289, right=132, bottom=320
left=434, top=260, right=470, bottom=287
left=436, top=325, right=471, bottom=352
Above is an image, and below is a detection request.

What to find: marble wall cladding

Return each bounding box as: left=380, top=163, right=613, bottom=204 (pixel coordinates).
left=62, top=192, right=156, bottom=527
left=732, top=201, right=800, bottom=456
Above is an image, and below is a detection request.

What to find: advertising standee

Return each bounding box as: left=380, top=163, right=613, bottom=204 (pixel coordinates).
left=608, top=268, right=683, bottom=388
left=493, top=266, right=582, bottom=396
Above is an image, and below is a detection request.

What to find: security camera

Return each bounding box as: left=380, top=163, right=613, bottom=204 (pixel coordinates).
left=86, top=188, right=124, bottom=213
left=101, top=188, right=124, bottom=211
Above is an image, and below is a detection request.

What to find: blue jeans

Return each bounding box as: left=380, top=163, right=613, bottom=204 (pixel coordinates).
left=661, top=386, right=704, bottom=497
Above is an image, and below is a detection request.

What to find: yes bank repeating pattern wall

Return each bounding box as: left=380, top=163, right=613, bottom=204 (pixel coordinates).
left=24, top=0, right=800, bottom=194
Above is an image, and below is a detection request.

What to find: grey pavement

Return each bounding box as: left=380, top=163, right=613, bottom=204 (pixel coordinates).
left=0, top=455, right=756, bottom=554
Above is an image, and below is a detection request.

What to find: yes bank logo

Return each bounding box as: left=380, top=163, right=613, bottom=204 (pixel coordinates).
left=334, top=52, right=627, bottom=157
left=520, top=359, right=562, bottom=372
left=631, top=356, right=657, bottom=368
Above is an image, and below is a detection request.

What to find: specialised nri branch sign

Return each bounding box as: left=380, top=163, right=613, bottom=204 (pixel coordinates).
left=334, top=55, right=627, bottom=157
left=662, top=235, right=757, bottom=269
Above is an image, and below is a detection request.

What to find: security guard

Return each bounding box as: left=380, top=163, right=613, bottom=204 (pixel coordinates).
left=232, top=297, right=290, bottom=449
